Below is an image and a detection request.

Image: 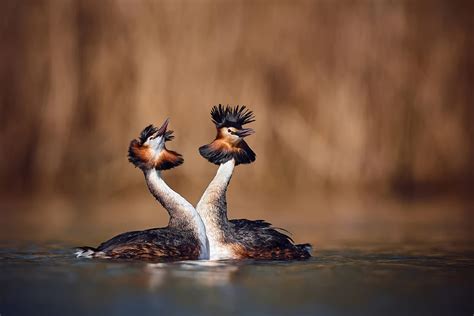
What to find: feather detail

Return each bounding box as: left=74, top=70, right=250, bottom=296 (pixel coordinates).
left=229, top=219, right=312, bottom=260
left=139, top=124, right=159, bottom=144
left=211, top=104, right=255, bottom=129
left=199, top=139, right=255, bottom=165
left=128, top=140, right=152, bottom=169
left=75, top=227, right=202, bottom=261
left=155, top=149, right=184, bottom=170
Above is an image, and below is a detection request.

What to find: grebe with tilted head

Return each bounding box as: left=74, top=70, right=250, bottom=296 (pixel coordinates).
left=75, top=119, right=209, bottom=261
left=196, top=105, right=311, bottom=260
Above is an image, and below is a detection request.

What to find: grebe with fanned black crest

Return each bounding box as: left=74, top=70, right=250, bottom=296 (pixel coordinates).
left=197, top=105, right=311, bottom=260
left=75, top=119, right=209, bottom=261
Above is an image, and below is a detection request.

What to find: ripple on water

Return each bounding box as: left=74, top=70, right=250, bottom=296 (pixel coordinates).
left=0, top=242, right=473, bottom=316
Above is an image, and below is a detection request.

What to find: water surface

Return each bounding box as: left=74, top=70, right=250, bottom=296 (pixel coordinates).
left=1, top=243, right=472, bottom=316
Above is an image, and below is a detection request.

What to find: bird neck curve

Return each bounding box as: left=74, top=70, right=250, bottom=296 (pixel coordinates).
left=196, top=159, right=235, bottom=257
left=144, top=168, right=209, bottom=259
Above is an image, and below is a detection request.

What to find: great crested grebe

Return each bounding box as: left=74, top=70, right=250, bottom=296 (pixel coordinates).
left=196, top=105, right=311, bottom=260
left=75, top=119, right=209, bottom=261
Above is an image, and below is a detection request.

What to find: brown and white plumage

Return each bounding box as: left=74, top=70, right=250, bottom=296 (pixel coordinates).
left=197, top=105, right=311, bottom=260
left=76, top=119, right=209, bottom=261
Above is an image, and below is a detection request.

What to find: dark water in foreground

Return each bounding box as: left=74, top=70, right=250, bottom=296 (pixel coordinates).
left=0, top=243, right=473, bottom=316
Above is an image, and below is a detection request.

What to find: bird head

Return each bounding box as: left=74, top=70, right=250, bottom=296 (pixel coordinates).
left=199, top=105, right=256, bottom=165
left=128, top=118, right=183, bottom=171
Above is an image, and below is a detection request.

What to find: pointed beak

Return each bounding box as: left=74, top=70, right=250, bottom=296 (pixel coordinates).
left=156, top=118, right=169, bottom=136
left=235, top=128, right=255, bottom=138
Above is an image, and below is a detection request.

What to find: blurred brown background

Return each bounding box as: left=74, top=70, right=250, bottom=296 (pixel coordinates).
left=0, top=0, right=472, bottom=248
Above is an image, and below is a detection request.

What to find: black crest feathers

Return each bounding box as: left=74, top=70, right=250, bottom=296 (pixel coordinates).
left=211, top=104, right=255, bottom=129
left=138, top=125, right=159, bottom=145
left=164, top=130, right=175, bottom=142
left=137, top=124, right=175, bottom=144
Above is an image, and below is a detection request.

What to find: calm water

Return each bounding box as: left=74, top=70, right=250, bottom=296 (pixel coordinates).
left=0, top=243, right=472, bottom=316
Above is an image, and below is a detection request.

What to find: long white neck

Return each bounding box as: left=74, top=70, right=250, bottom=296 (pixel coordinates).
left=144, top=169, right=209, bottom=259
left=196, top=159, right=235, bottom=258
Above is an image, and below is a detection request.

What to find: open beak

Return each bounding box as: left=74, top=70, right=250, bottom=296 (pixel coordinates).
left=235, top=128, right=255, bottom=138
left=156, top=118, right=169, bottom=136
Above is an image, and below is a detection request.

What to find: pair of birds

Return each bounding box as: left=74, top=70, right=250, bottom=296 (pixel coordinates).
left=76, top=105, right=311, bottom=261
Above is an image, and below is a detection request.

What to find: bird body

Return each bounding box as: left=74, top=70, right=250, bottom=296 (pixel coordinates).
left=76, top=120, right=209, bottom=261
left=197, top=105, right=311, bottom=260
left=76, top=227, right=202, bottom=261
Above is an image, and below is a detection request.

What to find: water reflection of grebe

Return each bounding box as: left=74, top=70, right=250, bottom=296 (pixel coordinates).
left=75, top=119, right=209, bottom=260
left=197, top=105, right=312, bottom=260
left=146, top=261, right=239, bottom=288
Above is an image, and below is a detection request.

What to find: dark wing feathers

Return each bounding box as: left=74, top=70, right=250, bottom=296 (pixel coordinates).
left=91, top=227, right=201, bottom=260
left=229, top=219, right=311, bottom=259
left=230, top=219, right=295, bottom=248
left=96, top=228, right=156, bottom=251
